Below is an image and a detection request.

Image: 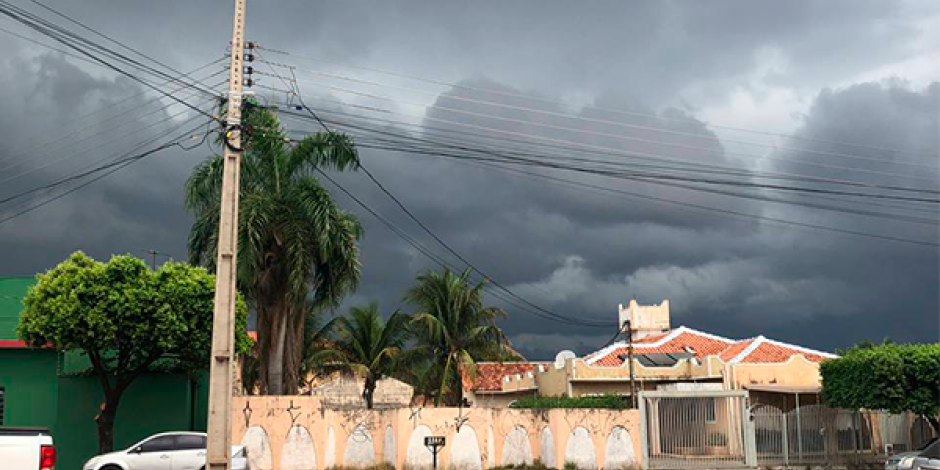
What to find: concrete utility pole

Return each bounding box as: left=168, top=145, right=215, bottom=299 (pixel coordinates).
left=206, top=1, right=247, bottom=469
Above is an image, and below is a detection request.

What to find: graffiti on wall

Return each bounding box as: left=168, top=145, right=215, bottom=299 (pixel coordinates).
left=233, top=396, right=640, bottom=470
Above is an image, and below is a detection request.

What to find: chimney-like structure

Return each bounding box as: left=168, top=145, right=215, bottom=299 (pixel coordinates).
left=618, top=299, right=671, bottom=341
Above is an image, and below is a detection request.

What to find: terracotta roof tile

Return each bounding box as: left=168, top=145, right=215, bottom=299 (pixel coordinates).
left=736, top=341, right=831, bottom=363
left=589, top=329, right=734, bottom=366
left=635, top=331, right=671, bottom=343
left=463, top=362, right=548, bottom=391
left=719, top=339, right=755, bottom=362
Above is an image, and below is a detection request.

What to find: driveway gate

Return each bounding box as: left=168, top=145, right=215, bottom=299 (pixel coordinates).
left=639, top=390, right=757, bottom=469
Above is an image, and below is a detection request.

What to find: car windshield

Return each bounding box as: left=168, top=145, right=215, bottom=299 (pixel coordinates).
left=918, top=438, right=939, bottom=452
left=920, top=439, right=940, bottom=459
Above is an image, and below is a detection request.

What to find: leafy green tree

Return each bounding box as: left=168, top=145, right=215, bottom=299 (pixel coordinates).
left=821, top=342, right=940, bottom=433
left=186, top=103, right=362, bottom=395
left=405, top=268, right=507, bottom=406
left=312, top=303, right=410, bottom=409
left=17, top=252, right=251, bottom=453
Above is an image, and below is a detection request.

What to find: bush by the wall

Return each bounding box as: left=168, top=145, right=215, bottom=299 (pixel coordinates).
left=508, top=395, right=632, bottom=410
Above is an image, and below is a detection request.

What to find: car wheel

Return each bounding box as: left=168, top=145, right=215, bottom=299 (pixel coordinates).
left=100, top=465, right=123, bottom=470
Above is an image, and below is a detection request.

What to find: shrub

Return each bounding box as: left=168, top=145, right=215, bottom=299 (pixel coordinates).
left=509, top=395, right=633, bottom=410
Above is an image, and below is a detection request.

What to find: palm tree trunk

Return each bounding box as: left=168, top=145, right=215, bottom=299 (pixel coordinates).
left=268, top=312, right=288, bottom=395
left=363, top=375, right=376, bottom=409
left=282, top=309, right=305, bottom=394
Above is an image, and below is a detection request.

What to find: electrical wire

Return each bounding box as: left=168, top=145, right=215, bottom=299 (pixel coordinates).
left=272, top=104, right=939, bottom=247
left=0, top=1, right=219, bottom=120
left=277, top=109, right=940, bottom=213
left=0, top=56, right=225, bottom=167
left=0, top=99, right=216, bottom=209
left=0, top=119, right=211, bottom=226
left=313, top=167, right=614, bottom=328
left=255, top=45, right=939, bottom=159
left=26, top=0, right=219, bottom=93
left=274, top=73, right=939, bottom=186
left=0, top=78, right=225, bottom=181
left=277, top=68, right=616, bottom=327
left=274, top=101, right=940, bottom=218
left=258, top=62, right=940, bottom=171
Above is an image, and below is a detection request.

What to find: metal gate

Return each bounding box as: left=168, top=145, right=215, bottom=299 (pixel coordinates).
left=640, top=391, right=756, bottom=469
left=752, top=404, right=920, bottom=467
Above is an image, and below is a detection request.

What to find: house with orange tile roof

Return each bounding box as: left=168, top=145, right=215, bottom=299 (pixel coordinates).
left=464, top=300, right=838, bottom=408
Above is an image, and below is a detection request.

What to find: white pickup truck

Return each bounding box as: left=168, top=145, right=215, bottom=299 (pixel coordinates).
left=0, top=427, right=56, bottom=470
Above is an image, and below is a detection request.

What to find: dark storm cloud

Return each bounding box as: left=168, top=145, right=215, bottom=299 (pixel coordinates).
left=0, top=1, right=937, bottom=359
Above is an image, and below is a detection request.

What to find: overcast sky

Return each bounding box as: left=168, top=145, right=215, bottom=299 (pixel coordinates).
left=0, top=0, right=937, bottom=360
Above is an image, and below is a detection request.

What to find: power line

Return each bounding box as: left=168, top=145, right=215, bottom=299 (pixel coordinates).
left=313, top=167, right=613, bottom=328
left=0, top=23, right=99, bottom=65
left=281, top=66, right=614, bottom=327
left=254, top=80, right=940, bottom=193
left=275, top=102, right=940, bottom=217
left=275, top=73, right=939, bottom=186
left=275, top=107, right=939, bottom=247
left=283, top=106, right=936, bottom=220
left=0, top=120, right=209, bottom=226
left=3, top=0, right=219, bottom=97
left=0, top=97, right=217, bottom=207
left=26, top=0, right=218, bottom=93
left=0, top=1, right=218, bottom=120
left=0, top=58, right=225, bottom=169
left=278, top=109, right=940, bottom=212
left=258, top=61, right=940, bottom=171
left=255, top=45, right=939, bottom=159
left=0, top=81, right=224, bottom=182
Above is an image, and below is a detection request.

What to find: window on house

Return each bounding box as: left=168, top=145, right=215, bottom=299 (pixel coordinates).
left=0, top=387, right=5, bottom=425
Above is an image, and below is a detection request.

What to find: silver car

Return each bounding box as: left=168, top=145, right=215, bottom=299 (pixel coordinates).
left=912, top=438, right=940, bottom=470
left=887, top=438, right=938, bottom=470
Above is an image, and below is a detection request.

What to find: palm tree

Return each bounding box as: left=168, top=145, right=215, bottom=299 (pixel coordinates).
left=314, top=303, right=411, bottom=409
left=186, top=103, right=362, bottom=395
left=405, top=268, right=507, bottom=406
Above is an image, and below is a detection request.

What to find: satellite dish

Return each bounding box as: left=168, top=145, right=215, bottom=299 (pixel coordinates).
left=554, top=350, right=576, bottom=369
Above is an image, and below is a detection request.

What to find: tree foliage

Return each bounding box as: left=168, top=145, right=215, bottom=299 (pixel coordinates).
left=312, top=303, right=411, bottom=408
left=405, top=268, right=507, bottom=406
left=17, top=251, right=251, bottom=453
left=820, top=342, right=940, bottom=433
left=186, top=101, right=362, bottom=395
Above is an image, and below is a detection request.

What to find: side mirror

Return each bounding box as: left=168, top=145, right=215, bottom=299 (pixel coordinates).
left=133, top=446, right=143, bottom=454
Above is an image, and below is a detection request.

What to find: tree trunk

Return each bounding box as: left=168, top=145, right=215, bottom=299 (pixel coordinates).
left=363, top=375, right=376, bottom=409
left=281, top=309, right=305, bottom=395
left=267, top=312, right=288, bottom=395
left=454, top=368, right=464, bottom=407
left=94, top=391, right=123, bottom=454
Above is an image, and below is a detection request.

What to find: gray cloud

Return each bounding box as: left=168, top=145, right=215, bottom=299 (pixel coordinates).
left=0, top=1, right=937, bottom=360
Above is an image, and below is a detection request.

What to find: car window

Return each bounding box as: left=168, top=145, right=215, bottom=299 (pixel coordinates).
left=139, top=436, right=176, bottom=453
left=176, top=435, right=207, bottom=450
left=919, top=438, right=939, bottom=452
left=921, top=440, right=940, bottom=459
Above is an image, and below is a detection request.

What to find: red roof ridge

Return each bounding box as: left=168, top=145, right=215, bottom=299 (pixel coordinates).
left=585, top=326, right=735, bottom=365
left=726, top=336, right=838, bottom=364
